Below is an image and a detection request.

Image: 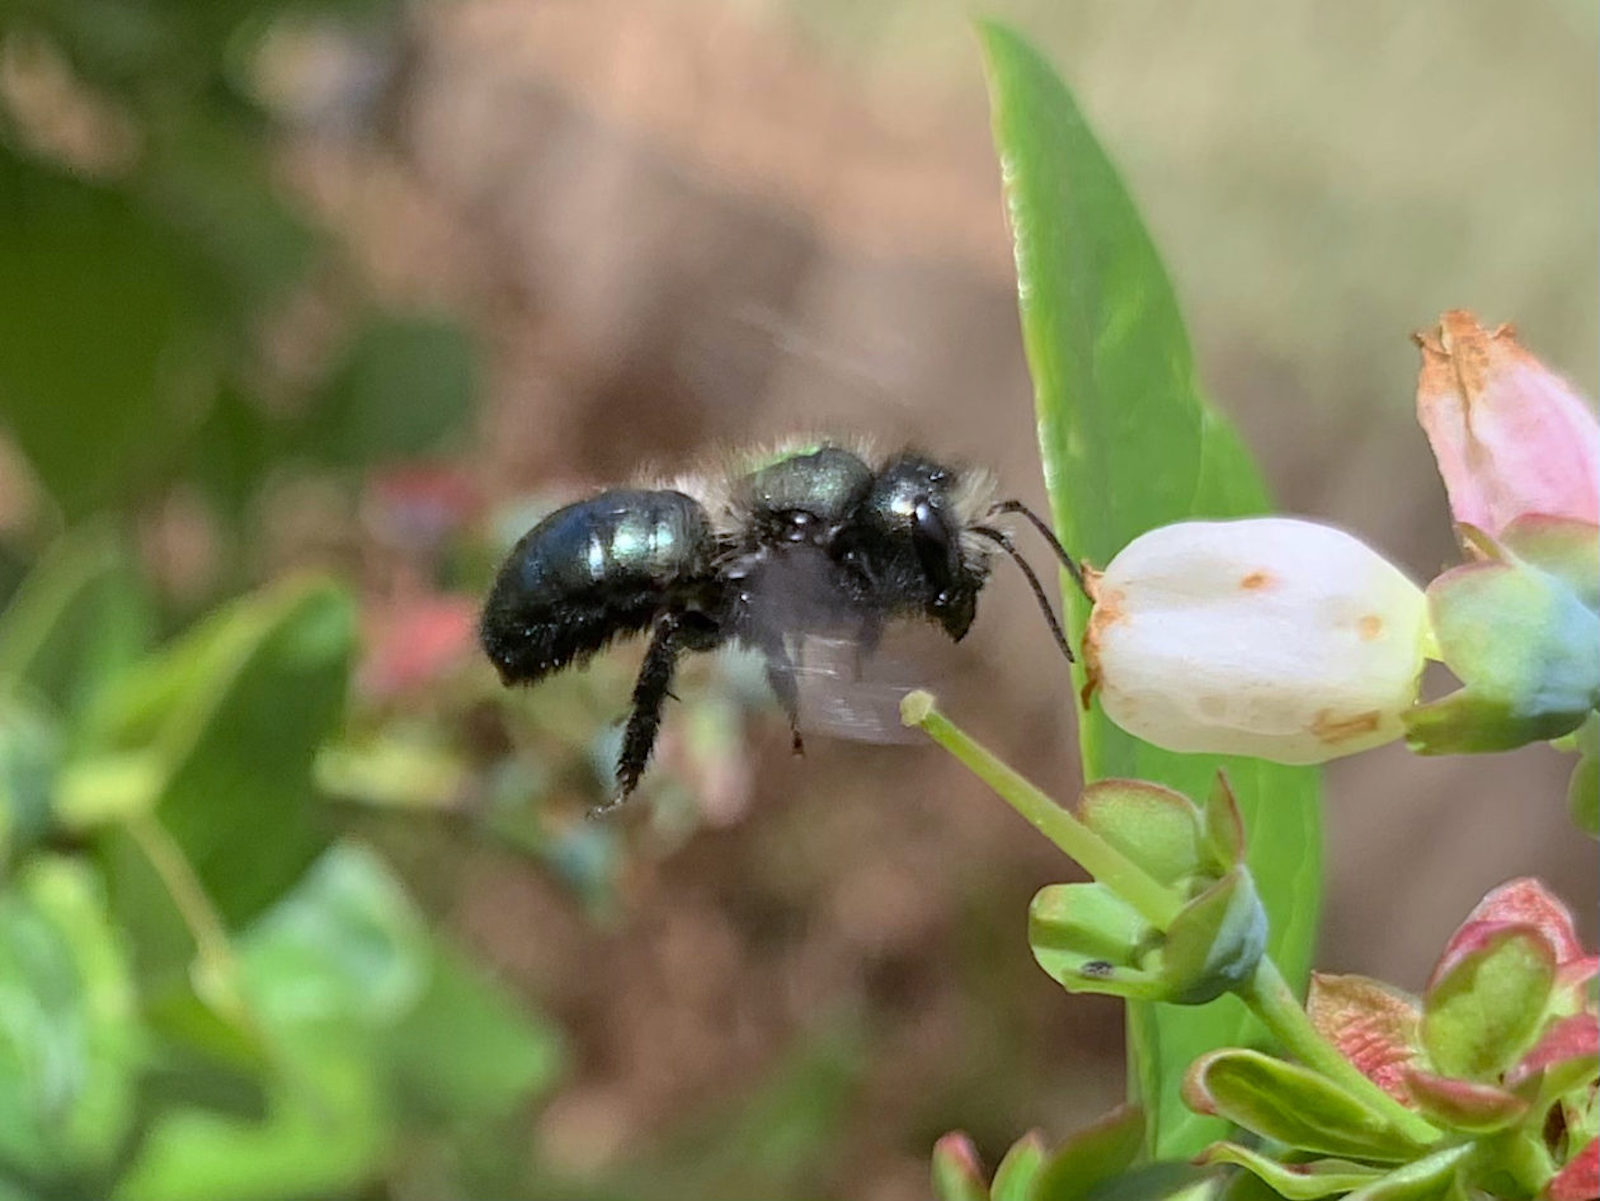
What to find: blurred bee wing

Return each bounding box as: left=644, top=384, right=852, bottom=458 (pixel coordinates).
left=787, top=630, right=945, bottom=745
left=733, top=547, right=944, bottom=745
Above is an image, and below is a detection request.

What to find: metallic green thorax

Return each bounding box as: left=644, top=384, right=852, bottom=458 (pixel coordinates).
left=733, top=446, right=873, bottom=531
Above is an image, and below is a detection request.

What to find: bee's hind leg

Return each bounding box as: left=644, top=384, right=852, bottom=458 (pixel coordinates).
left=600, top=612, right=721, bottom=811
left=758, top=634, right=805, bottom=756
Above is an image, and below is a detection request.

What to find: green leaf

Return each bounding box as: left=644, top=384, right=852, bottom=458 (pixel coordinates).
left=390, top=940, right=566, bottom=1123
left=1421, top=926, right=1555, bottom=1080
left=1183, top=1049, right=1430, bottom=1163
left=238, top=842, right=429, bottom=1034
left=0, top=696, right=62, bottom=861
left=0, top=527, right=150, bottom=722
left=0, top=857, right=142, bottom=1181
left=300, top=314, right=478, bottom=468
left=1201, top=1144, right=1383, bottom=1201
left=977, top=20, right=1322, bottom=1157
left=92, top=579, right=355, bottom=926
left=0, top=151, right=218, bottom=517
left=116, top=843, right=429, bottom=1201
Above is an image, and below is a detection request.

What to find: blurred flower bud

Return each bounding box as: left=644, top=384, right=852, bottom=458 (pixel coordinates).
left=1084, top=518, right=1429, bottom=764
left=1416, top=311, right=1600, bottom=537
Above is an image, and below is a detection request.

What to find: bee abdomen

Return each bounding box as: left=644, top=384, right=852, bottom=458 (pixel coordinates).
left=481, top=489, right=717, bottom=685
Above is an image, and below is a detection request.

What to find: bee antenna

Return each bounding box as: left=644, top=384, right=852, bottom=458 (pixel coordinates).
left=987, top=500, right=1088, bottom=598
left=972, top=525, right=1075, bottom=663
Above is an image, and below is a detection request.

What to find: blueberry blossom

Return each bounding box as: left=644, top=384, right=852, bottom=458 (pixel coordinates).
left=1082, top=517, right=1429, bottom=764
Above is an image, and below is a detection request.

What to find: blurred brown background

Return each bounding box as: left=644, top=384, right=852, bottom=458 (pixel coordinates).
left=16, top=0, right=1593, bottom=1195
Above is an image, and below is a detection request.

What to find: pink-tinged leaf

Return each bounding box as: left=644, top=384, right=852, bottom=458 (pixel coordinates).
left=1507, top=1014, right=1600, bottom=1092
left=358, top=594, right=479, bottom=698
left=1401, top=1068, right=1526, bottom=1132
left=1439, top=879, right=1588, bottom=972
left=1423, top=924, right=1557, bottom=1080
left=1546, top=1138, right=1598, bottom=1201
left=931, top=1132, right=988, bottom=1201
left=1415, top=311, right=1600, bottom=537
left=1307, top=974, right=1421, bottom=1101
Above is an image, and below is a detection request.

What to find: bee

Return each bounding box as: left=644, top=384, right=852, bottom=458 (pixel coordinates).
left=480, top=441, right=1082, bottom=806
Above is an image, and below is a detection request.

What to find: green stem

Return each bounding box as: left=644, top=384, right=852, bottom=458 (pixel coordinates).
left=1240, top=957, right=1441, bottom=1145
left=124, top=812, right=250, bottom=1020
left=904, top=690, right=1443, bottom=1148
left=901, top=691, right=1183, bottom=929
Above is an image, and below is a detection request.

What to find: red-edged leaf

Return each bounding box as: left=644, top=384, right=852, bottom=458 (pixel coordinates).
left=1507, top=1014, right=1600, bottom=1093
left=1422, top=924, right=1557, bottom=1080
left=932, top=1132, right=988, bottom=1201
left=1307, top=974, right=1421, bottom=1101
left=1546, top=1139, right=1598, bottom=1201
left=1434, top=879, right=1586, bottom=980
left=1401, top=1068, right=1526, bottom=1132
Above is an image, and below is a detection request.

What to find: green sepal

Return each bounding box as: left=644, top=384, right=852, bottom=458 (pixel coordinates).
left=1564, top=713, right=1598, bottom=836
left=1202, top=773, right=1248, bottom=871
left=1500, top=516, right=1600, bottom=614
left=931, top=1132, right=988, bottom=1201
left=1183, top=1049, right=1434, bottom=1162
left=1200, top=1143, right=1384, bottom=1200
left=1030, top=1104, right=1144, bottom=1201
left=1029, top=883, right=1165, bottom=1000
left=1406, top=537, right=1600, bottom=754
left=1161, top=868, right=1268, bottom=1005
left=1421, top=926, right=1556, bottom=1080
left=1078, top=779, right=1204, bottom=886
left=991, top=1130, right=1047, bottom=1201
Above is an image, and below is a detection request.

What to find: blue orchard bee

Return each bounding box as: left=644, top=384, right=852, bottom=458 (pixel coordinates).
left=480, top=441, right=1082, bottom=806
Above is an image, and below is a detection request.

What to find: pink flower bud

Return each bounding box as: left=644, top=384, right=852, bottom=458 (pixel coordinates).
left=1415, top=312, right=1600, bottom=537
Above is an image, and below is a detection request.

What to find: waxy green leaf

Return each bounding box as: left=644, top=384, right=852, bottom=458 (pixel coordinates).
left=978, top=21, right=1322, bottom=1156
left=1200, top=1144, right=1383, bottom=1200
left=1184, top=1049, right=1433, bottom=1162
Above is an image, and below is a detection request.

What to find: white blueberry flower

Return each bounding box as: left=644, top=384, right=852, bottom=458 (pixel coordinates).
left=1084, top=518, right=1430, bottom=764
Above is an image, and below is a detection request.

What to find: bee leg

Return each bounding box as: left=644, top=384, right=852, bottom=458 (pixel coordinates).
left=851, top=615, right=884, bottom=682
left=602, top=612, right=718, bottom=809
left=760, top=637, right=805, bottom=756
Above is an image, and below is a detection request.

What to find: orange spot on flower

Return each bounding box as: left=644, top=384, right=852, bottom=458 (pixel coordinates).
left=1310, top=709, right=1382, bottom=744
left=1358, top=614, right=1383, bottom=641
left=1239, top=570, right=1272, bottom=590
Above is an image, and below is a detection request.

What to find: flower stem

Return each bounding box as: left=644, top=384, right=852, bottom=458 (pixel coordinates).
left=1240, top=957, right=1441, bottom=1145
left=901, top=691, right=1183, bottom=929
left=903, top=689, right=1443, bottom=1147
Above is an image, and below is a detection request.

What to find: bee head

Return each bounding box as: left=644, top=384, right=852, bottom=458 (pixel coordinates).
left=844, top=454, right=992, bottom=640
